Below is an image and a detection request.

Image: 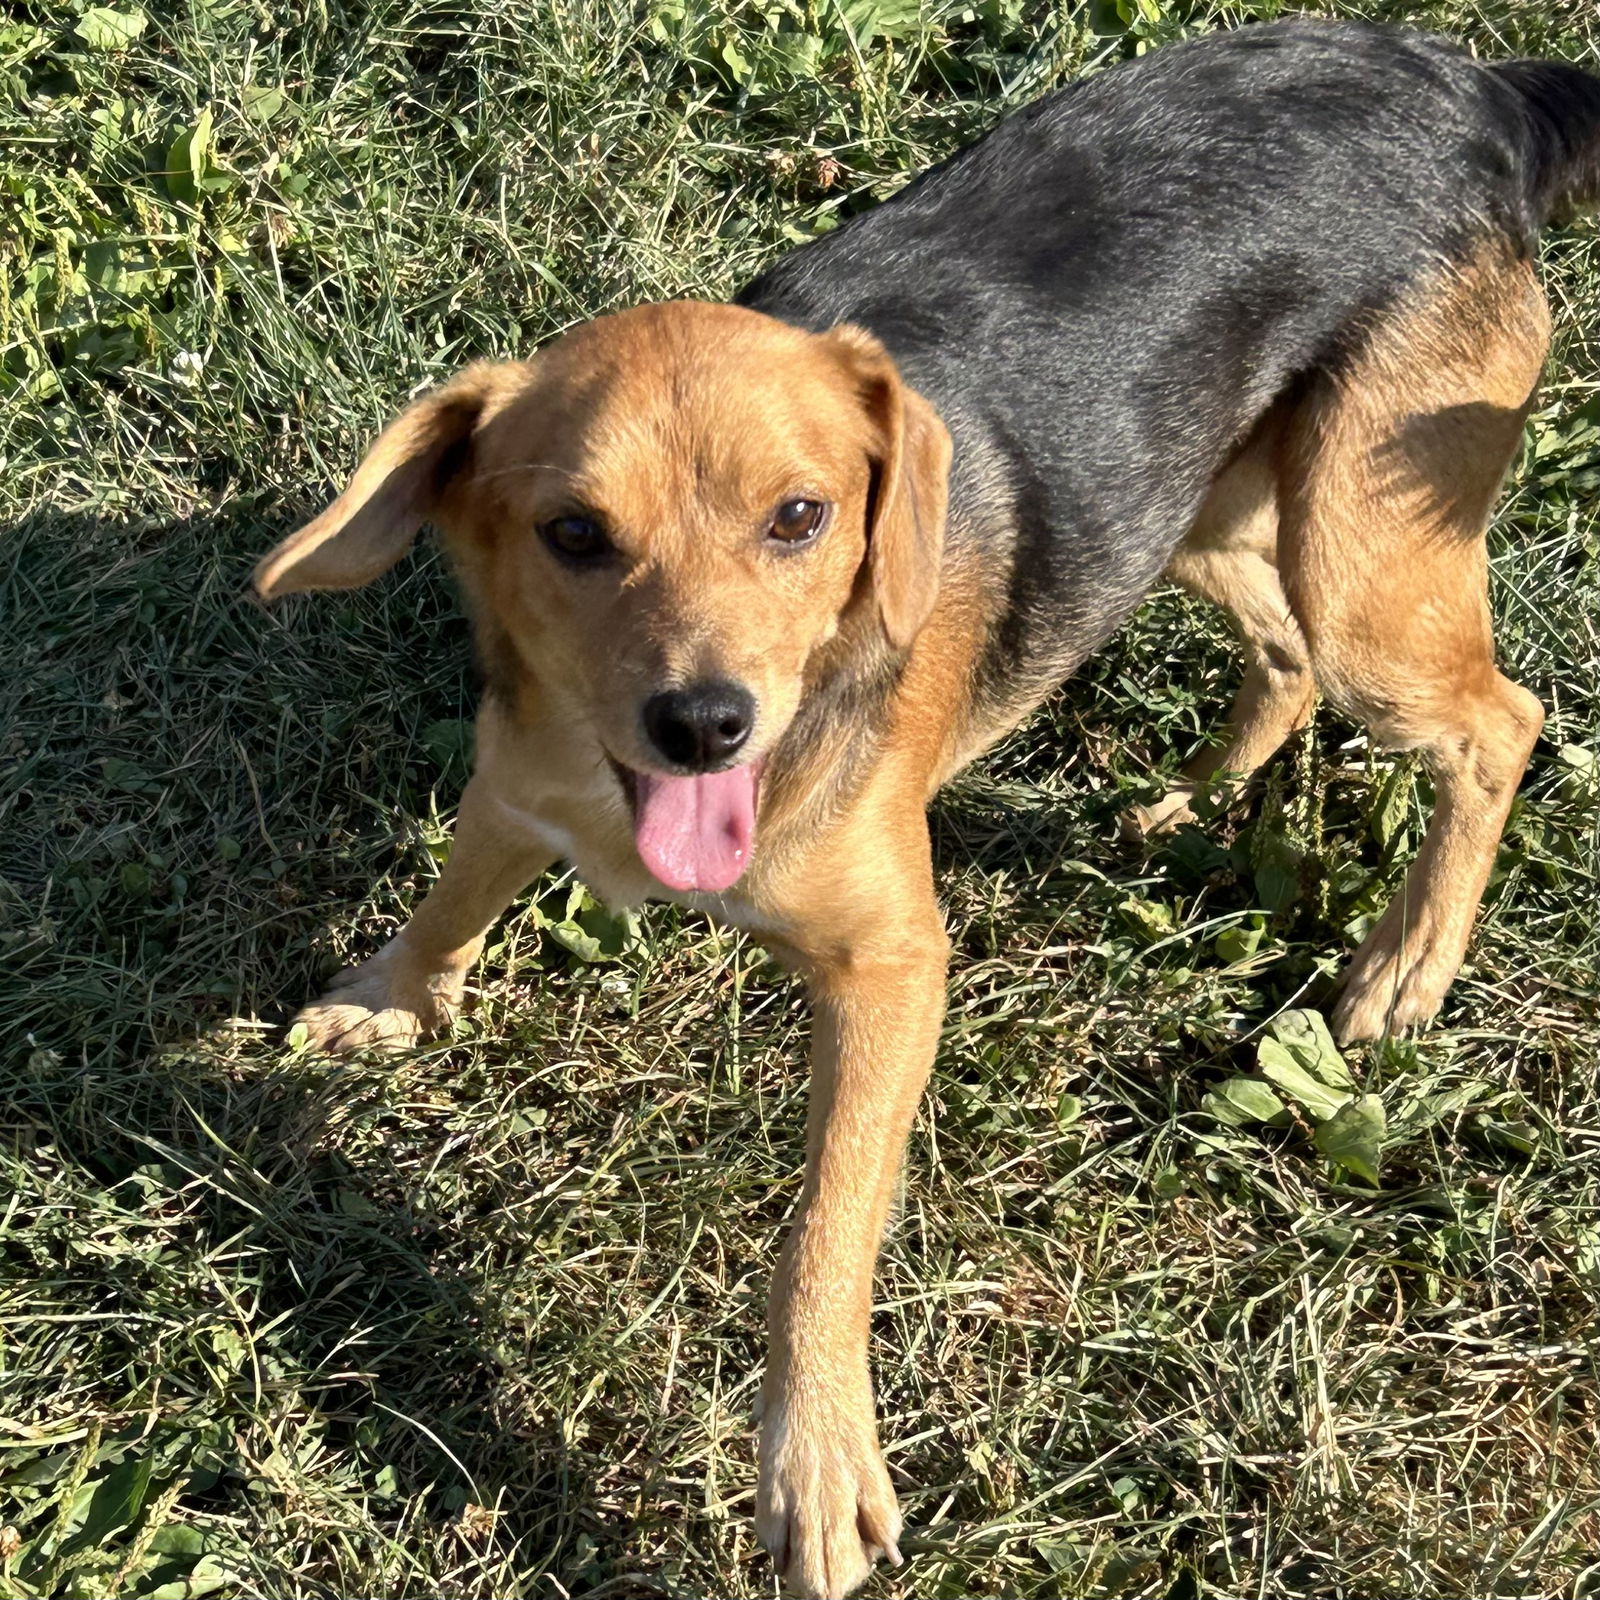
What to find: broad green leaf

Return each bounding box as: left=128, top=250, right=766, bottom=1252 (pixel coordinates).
left=166, top=128, right=199, bottom=206
left=76, top=7, right=147, bottom=50
left=837, top=0, right=923, bottom=43
left=243, top=84, right=287, bottom=123
left=1109, top=1473, right=1143, bottom=1513
left=1162, top=823, right=1232, bottom=879
left=188, top=107, right=213, bottom=186
left=1260, top=1043, right=1350, bottom=1120
left=1251, top=827, right=1301, bottom=914
left=209, top=1327, right=246, bottom=1373
left=1119, top=894, right=1175, bottom=943
left=1478, top=1116, right=1540, bottom=1159
left=1309, top=1221, right=1358, bottom=1254
left=546, top=920, right=603, bottom=961
left=764, top=31, right=826, bottom=81
left=0, top=23, right=45, bottom=66
left=1266, top=1009, right=1354, bottom=1091
left=67, top=1453, right=154, bottom=1548
left=146, top=1525, right=205, bottom=1557
left=1259, top=1046, right=1353, bottom=1122
left=547, top=905, right=632, bottom=963
left=422, top=717, right=472, bottom=770
left=144, top=1547, right=233, bottom=1600
left=1036, top=1537, right=1085, bottom=1575
left=102, top=756, right=158, bottom=793
left=1214, top=919, right=1264, bottom=964
left=1558, top=743, right=1598, bottom=800
left=1202, top=1075, right=1289, bottom=1127
left=166, top=109, right=223, bottom=206
left=577, top=904, right=631, bottom=958
left=1313, top=1094, right=1386, bottom=1184
left=82, top=240, right=125, bottom=296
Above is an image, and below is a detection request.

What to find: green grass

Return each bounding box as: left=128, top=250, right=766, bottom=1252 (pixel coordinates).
left=2, top=1, right=1598, bottom=1596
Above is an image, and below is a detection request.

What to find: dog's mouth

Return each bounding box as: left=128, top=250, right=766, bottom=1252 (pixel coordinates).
left=610, top=756, right=766, bottom=895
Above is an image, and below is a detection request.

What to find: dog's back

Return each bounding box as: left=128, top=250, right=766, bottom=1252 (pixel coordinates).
left=739, top=20, right=1600, bottom=719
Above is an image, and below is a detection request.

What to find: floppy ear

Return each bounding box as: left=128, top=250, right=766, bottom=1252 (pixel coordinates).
left=826, top=324, right=952, bottom=649
left=254, top=362, right=513, bottom=600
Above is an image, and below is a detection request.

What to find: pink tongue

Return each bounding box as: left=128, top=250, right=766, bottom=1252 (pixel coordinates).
left=634, top=766, right=757, bottom=893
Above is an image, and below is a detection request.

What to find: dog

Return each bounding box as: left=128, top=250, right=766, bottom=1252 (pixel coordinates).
left=252, top=20, right=1600, bottom=1597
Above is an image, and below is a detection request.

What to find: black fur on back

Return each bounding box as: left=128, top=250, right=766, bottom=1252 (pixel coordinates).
left=736, top=19, right=1600, bottom=722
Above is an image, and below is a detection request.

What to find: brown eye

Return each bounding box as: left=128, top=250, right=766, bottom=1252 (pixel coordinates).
left=540, top=514, right=611, bottom=563
left=767, top=498, right=829, bottom=547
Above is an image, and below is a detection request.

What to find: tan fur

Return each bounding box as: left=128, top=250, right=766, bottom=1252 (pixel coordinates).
left=255, top=257, right=1551, bottom=1596
left=1132, top=244, right=1549, bottom=1042
left=827, top=325, right=954, bottom=648
left=255, top=363, right=525, bottom=600
left=1129, top=404, right=1317, bottom=835
left=257, top=303, right=961, bottom=1599
left=1285, top=247, right=1549, bottom=1041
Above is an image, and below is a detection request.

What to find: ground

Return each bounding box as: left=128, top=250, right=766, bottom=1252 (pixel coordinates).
left=1, top=1, right=1597, bottom=1596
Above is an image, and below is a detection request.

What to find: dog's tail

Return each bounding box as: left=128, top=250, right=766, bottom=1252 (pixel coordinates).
left=1490, top=55, right=1600, bottom=225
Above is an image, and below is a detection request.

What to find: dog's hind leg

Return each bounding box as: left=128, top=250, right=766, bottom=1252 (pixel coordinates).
left=1279, top=246, right=1549, bottom=1044
left=1127, top=409, right=1317, bottom=837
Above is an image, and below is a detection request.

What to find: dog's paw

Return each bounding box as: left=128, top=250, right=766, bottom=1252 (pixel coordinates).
left=756, top=1393, right=901, bottom=1599
left=1332, top=909, right=1456, bottom=1044
left=289, top=945, right=462, bottom=1055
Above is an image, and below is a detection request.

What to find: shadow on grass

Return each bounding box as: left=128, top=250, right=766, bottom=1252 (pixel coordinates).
left=2, top=509, right=679, bottom=1594
left=2, top=1037, right=669, bottom=1595
left=5, top=504, right=1223, bottom=1596
left=1, top=507, right=486, bottom=1054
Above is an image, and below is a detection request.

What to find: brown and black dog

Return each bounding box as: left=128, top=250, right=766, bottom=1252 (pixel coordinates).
left=253, top=21, right=1600, bottom=1598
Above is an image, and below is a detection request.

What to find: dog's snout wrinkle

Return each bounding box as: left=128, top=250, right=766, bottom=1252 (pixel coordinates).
left=642, top=680, right=755, bottom=771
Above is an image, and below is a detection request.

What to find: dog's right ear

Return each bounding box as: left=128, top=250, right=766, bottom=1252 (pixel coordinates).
left=254, top=362, right=517, bottom=599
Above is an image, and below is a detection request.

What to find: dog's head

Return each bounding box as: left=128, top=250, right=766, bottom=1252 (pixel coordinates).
left=256, top=302, right=951, bottom=894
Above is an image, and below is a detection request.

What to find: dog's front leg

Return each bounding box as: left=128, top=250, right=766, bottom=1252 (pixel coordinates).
left=292, top=773, right=553, bottom=1054
left=757, top=878, right=948, bottom=1599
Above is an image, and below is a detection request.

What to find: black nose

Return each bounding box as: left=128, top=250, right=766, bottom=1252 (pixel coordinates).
left=642, top=681, right=755, bottom=771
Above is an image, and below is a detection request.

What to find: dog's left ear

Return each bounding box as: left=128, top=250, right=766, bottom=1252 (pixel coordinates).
left=826, top=325, right=952, bottom=649
left=254, top=361, right=518, bottom=600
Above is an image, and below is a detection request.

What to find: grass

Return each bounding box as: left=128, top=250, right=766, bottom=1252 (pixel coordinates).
left=1, top=0, right=1598, bottom=1595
